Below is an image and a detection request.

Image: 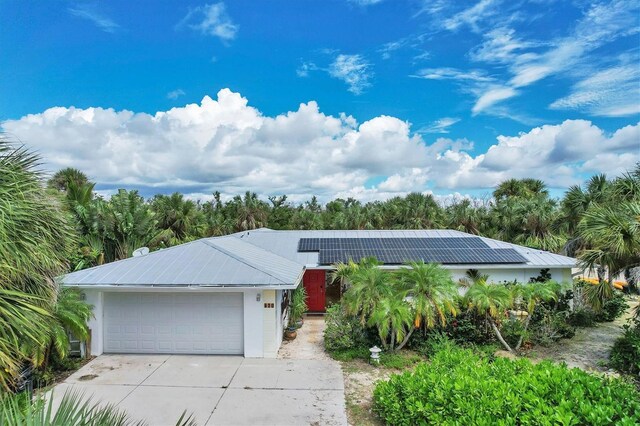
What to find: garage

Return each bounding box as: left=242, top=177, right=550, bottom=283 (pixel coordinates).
left=103, top=292, right=244, bottom=355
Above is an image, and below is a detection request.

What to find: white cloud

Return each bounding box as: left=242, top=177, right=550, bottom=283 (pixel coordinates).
left=68, top=3, right=119, bottom=33
left=418, top=117, right=460, bottom=134
left=167, top=89, right=186, bottom=100
left=466, top=0, right=640, bottom=115
left=470, top=27, right=539, bottom=64
left=329, top=54, right=373, bottom=95
left=296, top=62, right=318, bottom=77
left=348, top=0, right=384, bottom=5
left=413, top=67, right=493, bottom=82
left=443, top=0, right=501, bottom=32
left=550, top=64, right=640, bottom=117
left=177, top=2, right=238, bottom=42
left=472, top=86, right=518, bottom=115
left=2, top=90, right=637, bottom=202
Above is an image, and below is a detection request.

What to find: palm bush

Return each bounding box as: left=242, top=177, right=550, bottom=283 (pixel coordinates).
left=31, top=288, right=93, bottom=370
left=288, top=285, right=307, bottom=327
left=337, top=260, right=459, bottom=351
left=0, top=138, right=76, bottom=390
left=0, top=390, right=196, bottom=426
left=464, top=279, right=560, bottom=353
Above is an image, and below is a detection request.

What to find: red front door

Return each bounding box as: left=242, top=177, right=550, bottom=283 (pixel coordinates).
left=303, top=270, right=326, bottom=312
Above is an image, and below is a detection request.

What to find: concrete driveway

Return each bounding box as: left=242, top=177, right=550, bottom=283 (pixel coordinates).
left=49, top=355, right=347, bottom=426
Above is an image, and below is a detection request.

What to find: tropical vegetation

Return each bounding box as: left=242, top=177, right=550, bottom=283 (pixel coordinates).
left=38, top=162, right=640, bottom=298
left=373, top=342, right=640, bottom=426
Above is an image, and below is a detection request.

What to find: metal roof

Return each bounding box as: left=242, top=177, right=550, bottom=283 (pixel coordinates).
left=231, top=228, right=577, bottom=268
left=61, top=236, right=304, bottom=288
left=61, top=228, right=576, bottom=288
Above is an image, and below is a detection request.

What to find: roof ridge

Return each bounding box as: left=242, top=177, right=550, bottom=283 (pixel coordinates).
left=201, top=238, right=291, bottom=284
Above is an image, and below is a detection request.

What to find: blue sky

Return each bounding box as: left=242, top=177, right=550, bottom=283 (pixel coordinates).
left=1, top=0, right=639, bottom=202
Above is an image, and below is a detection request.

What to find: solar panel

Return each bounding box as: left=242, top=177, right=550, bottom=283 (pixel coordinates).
left=300, top=236, right=526, bottom=265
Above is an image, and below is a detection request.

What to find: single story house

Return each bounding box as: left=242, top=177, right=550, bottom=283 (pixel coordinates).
left=61, top=228, right=577, bottom=358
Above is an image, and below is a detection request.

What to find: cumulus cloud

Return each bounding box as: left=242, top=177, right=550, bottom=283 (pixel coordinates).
left=177, top=2, right=238, bottom=42
left=329, top=54, right=373, bottom=94
left=2, top=89, right=638, bottom=202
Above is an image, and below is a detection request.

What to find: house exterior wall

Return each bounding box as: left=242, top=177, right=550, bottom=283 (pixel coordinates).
left=276, top=290, right=285, bottom=350
left=448, top=267, right=572, bottom=284
left=84, top=289, right=104, bottom=356
left=82, top=287, right=269, bottom=358
left=262, top=290, right=278, bottom=358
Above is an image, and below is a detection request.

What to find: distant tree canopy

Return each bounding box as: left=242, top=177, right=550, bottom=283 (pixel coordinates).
left=45, top=163, right=640, bottom=288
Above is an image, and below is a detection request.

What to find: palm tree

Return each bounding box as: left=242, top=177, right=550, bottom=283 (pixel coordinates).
left=47, top=167, right=89, bottom=192
left=0, top=138, right=76, bottom=389
left=559, top=174, right=610, bottom=256
left=229, top=191, right=269, bottom=231
left=494, top=178, right=548, bottom=201
left=464, top=281, right=513, bottom=352
left=398, top=262, right=458, bottom=330
left=368, top=294, right=413, bottom=351
left=95, top=189, right=170, bottom=261
left=445, top=199, right=484, bottom=235
left=32, top=287, right=93, bottom=370
left=511, top=281, right=559, bottom=349
left=578, top=202, right=640, bottom=287
left=151, top=193, right=201, bottom=241
left=341, top=258, right=393, bottom=325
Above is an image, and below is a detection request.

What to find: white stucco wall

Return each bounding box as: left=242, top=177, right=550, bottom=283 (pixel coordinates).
left=276, top=290, right=285, bottom=349
left=448, top=267, right=571, bottom=284
left=83, top=289, right=104, bottom=356
left=243, top=289, right=264, bottom=358
left=262, top=290, right=278, bottom=358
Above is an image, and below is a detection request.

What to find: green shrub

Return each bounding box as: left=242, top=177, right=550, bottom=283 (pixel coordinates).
left=595, top=291, right=628, bottom=322
left=324, top=304, right=371, bottom=353
left=610, top=324, right=640, bottom=375
left=411, top=332, right=458, bottom=358
left=408, top=307, right=495, bottom=349
left=379, top=352, right=423, bottom=369
left=530, top=310, right=576, bottom=346
left=373, top=346, right=640, bottom=425
left=328, top=347, right=370, bottom=361
left=499, top=318, right=528, bottom=348
left=568, top=307, right=597, bottom=327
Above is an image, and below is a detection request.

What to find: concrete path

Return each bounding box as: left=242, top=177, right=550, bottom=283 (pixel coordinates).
left=49, top=354, right=347, bottom=426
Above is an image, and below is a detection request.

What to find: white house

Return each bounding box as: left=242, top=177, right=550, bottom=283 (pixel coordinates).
left=61, top=228, right=577, bottom=358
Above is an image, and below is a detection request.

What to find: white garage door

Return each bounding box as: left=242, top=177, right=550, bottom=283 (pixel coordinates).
left=103, top=292, right=244, bottom=355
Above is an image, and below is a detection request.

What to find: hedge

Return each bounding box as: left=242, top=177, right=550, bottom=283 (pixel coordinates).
left=373, top=346, right=640, bottom=425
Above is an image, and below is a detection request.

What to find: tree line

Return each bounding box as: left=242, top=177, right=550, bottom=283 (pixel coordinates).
left=49, top=163, right=640, bottom=287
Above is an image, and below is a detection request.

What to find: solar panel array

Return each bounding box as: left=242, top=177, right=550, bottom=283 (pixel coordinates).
left=297, top=237, right=528, bottom=265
